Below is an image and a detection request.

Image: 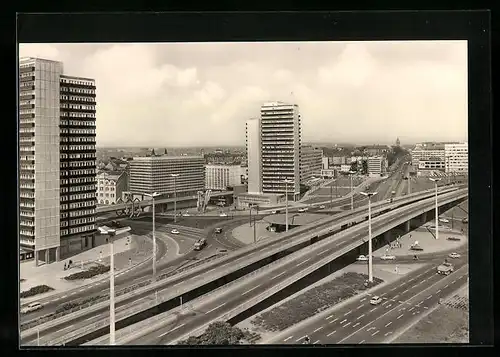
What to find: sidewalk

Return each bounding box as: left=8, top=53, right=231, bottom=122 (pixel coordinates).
left=231, top=220, right=279, bottom=245
left=20, top=233, right=153, bottom=304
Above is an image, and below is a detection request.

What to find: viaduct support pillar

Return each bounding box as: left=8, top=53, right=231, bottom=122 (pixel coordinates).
left=55, top=247, right=60, bottom=262
left=421, top=211, right=427, bottom=225
left=45, top=249, right=49, bottom=264
left=35, top=250, right=39, bottom=267
left=405, top=220, right=411, bottom=233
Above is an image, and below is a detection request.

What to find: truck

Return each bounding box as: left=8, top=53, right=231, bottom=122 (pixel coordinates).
left=437, top=262, right=454, bottom=275
left=194, top=238, right=207, bottom=251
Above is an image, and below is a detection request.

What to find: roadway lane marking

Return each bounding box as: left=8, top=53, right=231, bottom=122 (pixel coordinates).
left=340, top=319, right=347, bottom=324
left=372, top=330, right=379, bottom=336
left=329, top=318, right=338, bottom=324
left=313, top=327, right=323, bottom=333
left=159, top=323, right=185, bottom=337
left=359, top=340, right=365, bottom=344
left=444, top=284, right=449, bottom=288
left=357, top=304, right=364, bottom=309
left=296, top=336, right=306, bottom=342
left=402, top=289, right=409, bottom=293
left=84, top=316, right=96, bottom=322
left=327, top=330, right=336, bottom=337
left=393, top=294, right=399, bottom=299
left=207, top=244, right=212, bottom=249
left=313, top=340, right=320, bottom=344
left=437, top=289, right=442, bottom=293
left=343, top=322, right=351, bottom=328
left=319, top=249, right=329, bottom=255
left=397, top=314, right=404, bottom=319
left=409, top=307, right=415, bottom=312
left=386, top=304, right=392, bottom=308
left=271, top=271, right=286, bottom=280
left=385, top=332, right=392, bottom=337
left=61, top=295, right=68, bottom=298
left=369, top=308, right=377, bottom=313
left=398, top=301, right=404, bottom=304
left=344, top=310, right=352, bottom=316
left=385, top=322, right=392, bottom=328
left=205, top=303, right=225, bottom=314
left=353, top=322, right=360, bottom=328
left=283, top=336, right=293, bottom=342
left=424, top=306, right=429, bottom=310
left=366, top=327, right=375, bottom=332
left=356, top=314, right=365, bottom=320
left=242, top=285, right=260, bottom=295
left=326, top=315, right=334, bottom=320
left=381, top=301, right=389, bottom=306
left=297, top=258, right=311, bottom=267
left=207, top=268, right=215, bottom=273
left=334, top=241, right=343, bottom=247
left=426, top=295, right=432, bottom=300
left=360, top=297, right=367, bottom=302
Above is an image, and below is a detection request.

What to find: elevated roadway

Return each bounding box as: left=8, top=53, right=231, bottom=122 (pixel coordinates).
left=22, top=187, right=466, bottom=345
left=117, top=189, right=468, bottom=344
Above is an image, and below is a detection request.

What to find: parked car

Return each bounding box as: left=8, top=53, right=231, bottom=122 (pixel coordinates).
left=319, top=205, right=326, bottom=209
left=447, top=236, right=461, bottom=241
left=370, top=296, right=383, bottom=305
left=21, top=302, right=43, bottom=314
left=357, top=255, right=368, bottom=262
left=380, top=255, right=396, bottom=261
left=271, top=210, right=277, bottom=214
left=298, top=208, right=308, bottom=213
left=182, top=212, right=190, bottom=217
left=171, top=229, right=180, bottom=234
left=448, top=252, right=461, bottom=259
left=462, top=217, right=468, bottom=223
left=439, top=218, right=450, bottom=223
left=219, top=213, right=228, bottom=217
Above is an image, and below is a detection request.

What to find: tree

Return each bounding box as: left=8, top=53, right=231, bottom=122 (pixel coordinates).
left=350, top=161, right=358, bottom=172
left=178, top=321, right=246, bottom=345
left=361, top=160, right=368, bottom=174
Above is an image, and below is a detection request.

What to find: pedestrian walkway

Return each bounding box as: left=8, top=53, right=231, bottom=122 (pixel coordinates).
left=20, top=232, right=153, bottom=304
left=232, top=220, right=279, bottom=245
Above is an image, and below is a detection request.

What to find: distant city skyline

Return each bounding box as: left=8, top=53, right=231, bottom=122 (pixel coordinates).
left=20, top=41, right=468, bottom=147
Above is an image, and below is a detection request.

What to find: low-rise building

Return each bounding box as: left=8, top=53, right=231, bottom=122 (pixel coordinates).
left=340, top=164, right=352, bottom=173
left=205, top=164, right=245, bottom=191
left=97, top=171, right=129, bottom=205
left=322, top=157, right=329, bottom=170
left=321, top=168, right=337, bottom=178
left=367, top=156, right=387, bottom=176
left=444, top=143, right=468, bottom=173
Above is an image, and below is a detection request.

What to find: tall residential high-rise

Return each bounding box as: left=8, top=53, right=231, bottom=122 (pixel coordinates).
left=260, top=101, right=301, bottom=201
left=19, top=57, right=97, bottom=264
left=129, top=155, right=205, bottom=197
left=245, top=118, right=262, bottom=194
left=444, top=143, right=468, bottom=173
left=300, top=145, right=323, bottom=184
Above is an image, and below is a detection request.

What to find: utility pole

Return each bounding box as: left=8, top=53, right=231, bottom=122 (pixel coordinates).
left=360, top=191, right=377, bottom=282
left=330, top=185, right=333, bottom=206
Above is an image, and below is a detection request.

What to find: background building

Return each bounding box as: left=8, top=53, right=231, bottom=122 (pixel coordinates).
left=205, top=164, right=245, bottom=191
left=19, top=57, right=97, bottom=264
left=300, top=145, right=323, bottom=184
left=260, top=101, right=301, bottom=201
left=97, top=171, right=128, bottom=205
left=444, top=143, right=468, bottom=173
left=322, top=156, right=329, bottom=170
left=367, top=156, right=387, bottom=176
left=129, top=155, right=205, bottom=198
left=245, top=118, right=262, bottom=194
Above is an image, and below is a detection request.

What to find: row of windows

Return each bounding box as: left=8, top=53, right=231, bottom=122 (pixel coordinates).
left=61, top=137, right=96, bottom=143
left=61, top=184, right=96, bottom=193
left=19, top=99, right=34, bottom=106
left=61, top=86, right=95, bottom=94
left=60, top=160, right=95, bottom=167
left=60, top=95, right=95, bottom=102
left=61, top=112, right=95, bottom=118
left=60, top=120, right=96, bottom=127
left=60, top=169, right=96, bottom=176
left=62, top=200, right=96, bottom=210
left=60, top=103, right=95, bottom=110
left=60, top=192, right=96, bottom=201
left=60, top=216, right=95, bottom=227
left=61, top=176, right=96, bottom=185
left=61, top=153, right=96, bottom=160
left=60, top=128, right=96, bottom=134
left=20, top=81, right=35, bottom=88
left=19, top=109, right=35, bottom=115
left=98, top=186, right=116, bottom=191
left=98, top=192, right=116, bottom=198
left=61, top=78, right=94, bottom=86
left=61, top=223, right=95, bottom=236
left=60, top=145, right=95, bottom=151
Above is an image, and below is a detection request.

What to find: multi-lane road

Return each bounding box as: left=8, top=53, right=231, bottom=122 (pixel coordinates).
left=124, top=190, right=466, bottom=344
left=273, top=259, right=468, bottom=344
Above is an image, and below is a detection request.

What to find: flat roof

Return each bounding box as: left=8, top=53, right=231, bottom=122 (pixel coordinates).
left=132, top=155, right=204, bottom=161
left=263, top=213, right=325, bottom=226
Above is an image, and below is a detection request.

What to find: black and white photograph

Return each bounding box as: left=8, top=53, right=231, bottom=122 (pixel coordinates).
left=18, top=35, right=475, bottom=346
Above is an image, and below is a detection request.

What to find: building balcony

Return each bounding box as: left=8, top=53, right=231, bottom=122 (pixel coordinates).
left=20, top=238, right=35, bottom=246
left=20, top=192, right=35, bottom=199
left=20, top=202, right=35, bottom=208
left=20, top=210, right=35, bottom=217
left=20, top=220, right=35, bottom=227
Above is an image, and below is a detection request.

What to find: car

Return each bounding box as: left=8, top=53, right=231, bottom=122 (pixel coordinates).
left=380, top=255, right=396, bottom=261
left=319, top=205, right=326, bottom=209
left=357, top=255, right=368, bottom=262
left=447, top=236, right=461, bottom=241
left=462, top=217, right=468, bottom=223
left=370, top=296, right=383, bottom=305
left=214, top=227, right=222, bottom=234
left=219, top=213, right=228, bottom=217
left=271, top=210, right=277, bottom=214
left=182, top=212, right=190, bottom=217
left=448, top=252, right=461, bottom=259
left=439, top=218, right=450, bottom=223
left=21, top=302, right=43, bottom=314
left=298, top=208, right=308, bottom=213
left=171, top=229, right=180, bottom=234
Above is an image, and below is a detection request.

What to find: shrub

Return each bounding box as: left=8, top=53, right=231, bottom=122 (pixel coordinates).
left=20, top=285, right=54, bottom=298
left=64, top=264, right=110, bottom=280
left=177, top=321, right=246, bottom=345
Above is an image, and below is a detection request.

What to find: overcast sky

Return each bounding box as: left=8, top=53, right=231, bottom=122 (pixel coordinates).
left=19, top=41, right=468, bottom=147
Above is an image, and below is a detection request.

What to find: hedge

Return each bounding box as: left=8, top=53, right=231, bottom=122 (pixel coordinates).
left=64, top=264, right=110, bottom=280
left=177, top=321, right=255, bottom=345
left=20, top=285, right=54, bottom=298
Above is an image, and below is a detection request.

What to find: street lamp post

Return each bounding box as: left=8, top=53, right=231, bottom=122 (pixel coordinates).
left=104, top=228, right=117, bottom=345
left=349, top=171, right=355, bottom=210
left=144, top=192, right=160, bottom=280
left=171, top=174, right=180, bottom=223
left=283, top=179, right=293, bottom=232
left=429, top=178, right=441, bottom=240
left=250, top=206, right=257, bottom=243
left=360, top=191, right=377, bottom=282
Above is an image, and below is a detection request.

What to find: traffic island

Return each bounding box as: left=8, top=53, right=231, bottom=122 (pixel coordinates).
left=20, top=285, right=55, bottom=299
left=177, top=321, right=259, bottom=345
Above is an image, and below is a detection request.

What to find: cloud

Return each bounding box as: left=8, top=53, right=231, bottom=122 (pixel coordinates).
left=19, top=41, right=468, bottom=147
